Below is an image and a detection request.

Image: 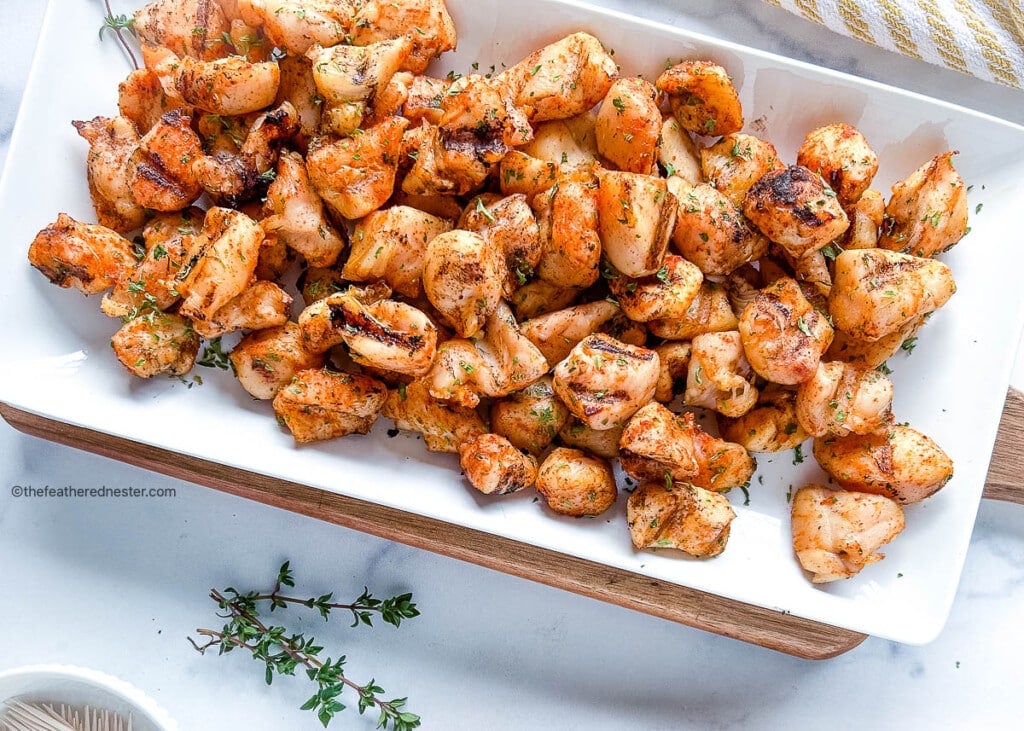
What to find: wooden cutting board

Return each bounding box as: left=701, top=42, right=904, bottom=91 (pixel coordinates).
left=3, top=389, right=1022, bottom=660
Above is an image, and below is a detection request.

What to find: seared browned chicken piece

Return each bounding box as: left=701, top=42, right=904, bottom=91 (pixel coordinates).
left=28, top=214, right=136, bottom=295
left=596, top=170, right=676, bottom=278
left=670, top=180, right=768, bottom=276
left=349, top=0, right=457, bottom=75
left=382, top=379, right=486, bottom=453
left=619, top=403, right=699, bottom=483
left=656, top=61, right=743, bottom=136
left=552, top=334, right=660, bottom=430
left=535, top=447, right=617, bottom=516
left=191, top=280, right=293, bottom=339
left=813, top=425, right=954, bottom=503
left=796, top=123, right=878, bottom=207
left=459, top=194, right=542, bottom=298
left=534, top=169, right=602, bottom=289
left=701, top=133, right=783, bottom=208
left=72, top=116, right=147, bottom=234
left=458, top=434, right=538, bottom=495
left=176, top=55, right=281, bottom=115
left=738, top=276, right=833, bottom=384
left=878, top=151, right=969, bottom=257
left=627, top=480, right=735, bottom=557
left=491, top=376, right=570, bottom=456
left=595, top=77, right=662, bottom=174
left=607, top=254, right=703, bottom=323
left=648, top=281, right=738, bottom=341
left=110, top=313, right=200, bottom=378
left=231, top=321, right=327, bottom=400
left=718, top=385, right=808, bottom=453
left=683, top=331, right=758, bottom=417
left=743, top=165, right=849, bottom=259
left=130, top=110, right=204, bottom=211
left=134, top=0, right=232, bottom=60
left=273, top=369, right=388, bottom=443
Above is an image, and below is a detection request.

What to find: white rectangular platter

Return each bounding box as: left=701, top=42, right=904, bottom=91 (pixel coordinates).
left=2, top=0, right=1023, bottom=644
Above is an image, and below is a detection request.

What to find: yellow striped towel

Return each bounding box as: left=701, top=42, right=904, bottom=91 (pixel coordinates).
left=763, top=0, right=1024, bottom=89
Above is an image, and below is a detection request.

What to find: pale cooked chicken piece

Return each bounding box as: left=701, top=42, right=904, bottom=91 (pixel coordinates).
left=343, top=206, right=451, bottom=298
left=596, top=170, right=677, bottom=278
left=743, top=166, right=850, bottom=259
left=231, top=321, right=326, bottom=399
left=238, top=0, right=353, bottom=55
left=510, top=279, right=581, bottom=321
left=306, top=116, right=409, bottom=219
left=306, top=37, right=412, bottom=115
left=656, top=60, right=743, bottom=136
left=829, top=249, right=955, bottom=341
left=701, top=133, right=783, bottom=209
left=273, top=368, right=388, bottom=443
left=627, top=480, right=735, bottom=557
left=72, top=116, right=147, bottom=234
left=177, top=207, right=265, bottom=322
left=826, top=315, right=924, bottom=369
left=652, top=342, right=692, bottom=403
left=558, top=418, right=623, bottom=460
left=491, top=376, right=570, bottom=456
left=130, top=110, right=204, bottom=211
left=669, top=180, right=768, bottom=276
left=842, top=188, right=885, bottom=250
left=176, top=55, right=281, bottom=115
left=648, top=281, right=738, bottom=341
left=533, top=170, right=602, bottom=289
left=658, top=117, right=701, bottom=184
left=878, top=151, right=969, bottom=258
left=607, top=254, right=703, bottom=322
left=503, top=32, right=618, bottom=122
left=795, top=361, right=893, bottom=438
left=739, top=276, right=833, bottom=385
left=426, top=302, right=548, bottom=407
left=459, top=194, right=542, bottom=298
left=102, top=208, right=203, bottom=318
left=595, top=77, right=661, bottom=174
left=422, top=229, right=504, bottom=338
left=262, top=150, right=345, bottom=267
left=792, top=485, right=905, bottom=583
left=535, top=447, right=617, bottom=517
left=110, top=312, right=200, bottom=378
left=382, top=378, right=486, bottom=453
left=134, top=0, right=232, bottom=60
left=28, top=214, right=136, bottom=295
left=813, top=425, right=954, bottom=504
left=718, top=385, right=808, bottom=453
left=796, top=123, right=878, bottom=207
left=192, top=280, right=293, bottom=338
left=520, top=300, right=620, bottom=368
left=458, top=434, right=538, bottom=496
left=683, top=331, right=758, bottom=418
left=349, top=0, right=458, bottom=75
left=192, top=102, right=301, bottom=207
left=618, top=402, right=699, bottom=483
left=552, top=334, right=660, bottom=430
left=522, top=116, right=598, bottom=171
left=118, top=68, right=194, bottom=135
left=273, top=56, right=322, bottom=152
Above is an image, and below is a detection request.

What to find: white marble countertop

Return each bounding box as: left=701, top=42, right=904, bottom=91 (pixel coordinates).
left=2, top=1, right=1023, bottom=729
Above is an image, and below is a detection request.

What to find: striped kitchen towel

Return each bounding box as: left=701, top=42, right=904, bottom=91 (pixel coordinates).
left=763, top=0, right=1024, bottom=89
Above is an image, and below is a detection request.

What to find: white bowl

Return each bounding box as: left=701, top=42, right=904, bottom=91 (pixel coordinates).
left=0, top=665, right=177, bottom=731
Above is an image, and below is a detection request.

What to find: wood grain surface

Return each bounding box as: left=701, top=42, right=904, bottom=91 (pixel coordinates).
left=3, top=389, right=1021, bottom=658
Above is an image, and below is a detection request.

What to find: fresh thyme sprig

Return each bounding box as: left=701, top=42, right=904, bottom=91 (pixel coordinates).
left=189, top=562, right=421, bottom=729
left=99, top=0, right=140, bottom=70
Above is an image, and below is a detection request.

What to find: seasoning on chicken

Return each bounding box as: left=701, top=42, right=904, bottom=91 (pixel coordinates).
left=683, top=331, right=758, bottom=417
left=595, top=77, right=662, bottom=174
left=422, top=229, right=504, bottom=339
left=656, top=61, right=743, bottom=137
left=795, top=361, right=894, bottom=437
left=28, top=214, right=136, bottom=295
left=231, top=321, right=326, bottom=400
left=596, top=170, right=677, bottom=278
left=72, top=116, right=147, bottom=234
left=110, top=313, right=200, bottom=378
left=796, top=123, right=878, bottom=207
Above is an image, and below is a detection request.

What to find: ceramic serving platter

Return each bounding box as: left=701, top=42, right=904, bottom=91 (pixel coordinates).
left=2, top=0, right=1024, bottom=644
